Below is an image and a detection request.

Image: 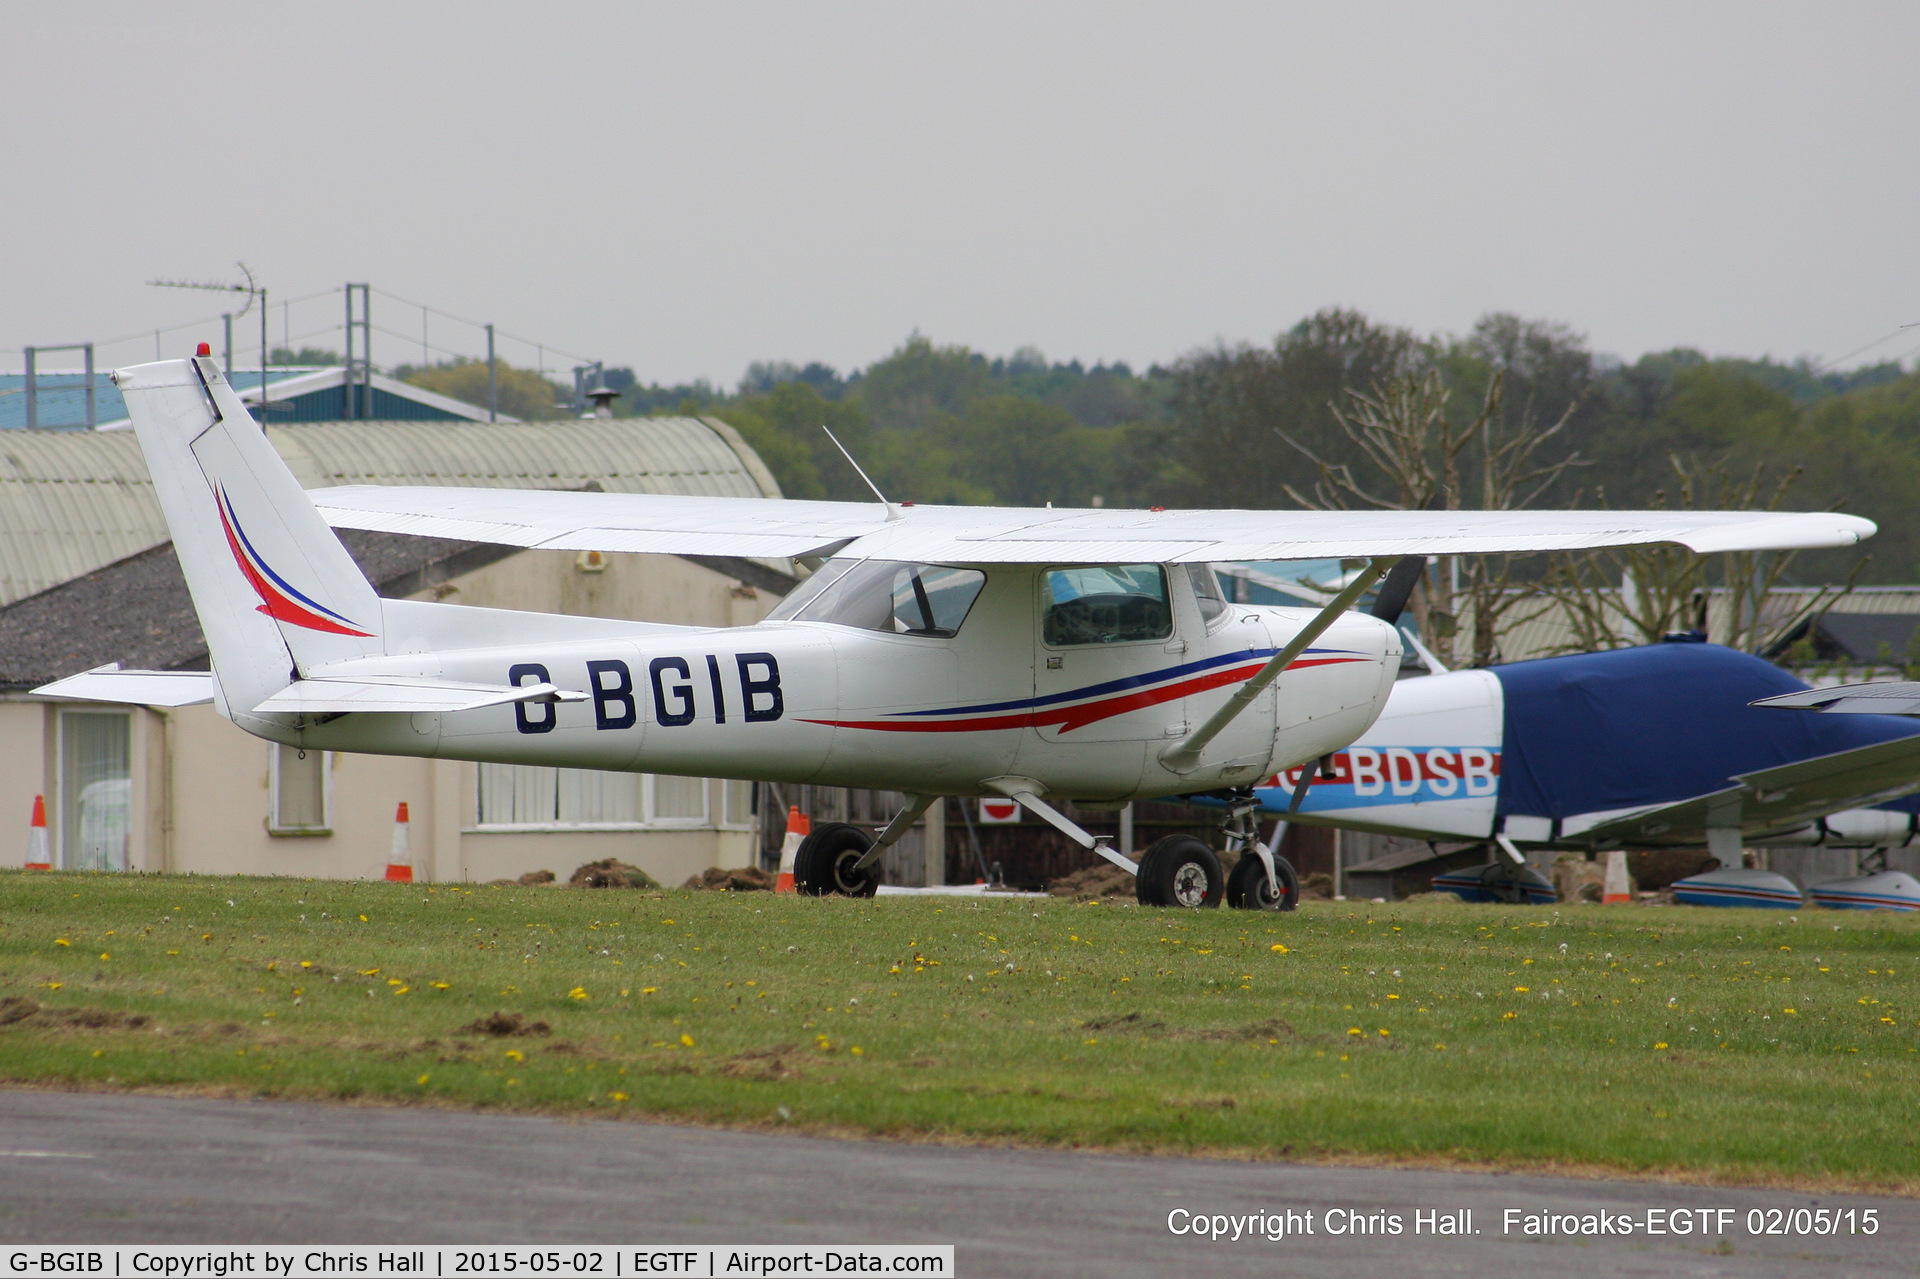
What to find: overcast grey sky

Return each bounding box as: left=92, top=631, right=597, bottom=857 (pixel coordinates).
left=6, top=2, right=1918, bottom=385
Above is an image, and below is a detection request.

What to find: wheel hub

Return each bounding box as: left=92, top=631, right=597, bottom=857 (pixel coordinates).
left=1172, top=862, right=1208, bottom=907
left=833, top=851, right=868, bottom=892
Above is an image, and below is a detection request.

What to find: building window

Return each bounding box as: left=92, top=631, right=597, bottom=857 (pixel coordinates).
left=60, top=711, right=129, bottom=871
left=270, top=744, right=331, bottom=833
left=720, top=779, right=754, bottom=830
left=651, top=775, right=708, bottom=825
left=476, top=765, right=713, bottom=829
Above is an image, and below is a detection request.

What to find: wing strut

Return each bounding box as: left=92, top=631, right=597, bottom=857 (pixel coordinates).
left=1159, top=557, right=1398, bottom=774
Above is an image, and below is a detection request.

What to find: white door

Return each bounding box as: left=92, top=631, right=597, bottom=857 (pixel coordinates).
left=1031, top=564, right=1186, bottom=746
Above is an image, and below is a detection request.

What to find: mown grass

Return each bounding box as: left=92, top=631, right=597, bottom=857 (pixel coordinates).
left=2, top=870, right=1917, bottom=1190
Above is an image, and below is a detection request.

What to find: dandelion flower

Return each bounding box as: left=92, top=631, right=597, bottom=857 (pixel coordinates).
left=569, top=987, right=589, bottom=1001
left=679, top=1033, right=695, bottom=1048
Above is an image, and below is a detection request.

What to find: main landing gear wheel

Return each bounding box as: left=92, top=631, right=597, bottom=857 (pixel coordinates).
left=793, top=822, right=882, bottom=898
left=1135, top=835, right=1224, bottom=908
left=1227, top=852, right=1298, bottom=911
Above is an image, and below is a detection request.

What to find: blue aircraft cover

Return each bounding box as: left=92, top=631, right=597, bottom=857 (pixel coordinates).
left=1491, top=642, right=1920, bottom=822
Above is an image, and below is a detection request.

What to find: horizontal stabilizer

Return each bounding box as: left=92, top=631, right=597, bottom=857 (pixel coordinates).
left=311, top=485, right=1876, bottom=565
left=33, top=665, right=215, bottom=707
left=252, top=675, right=589, bottom=716
left=1754, top=682, right=1920, bottom=715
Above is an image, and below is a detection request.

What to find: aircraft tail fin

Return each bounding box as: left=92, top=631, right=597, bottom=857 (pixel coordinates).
left=113, top=356, right=384, bottom=723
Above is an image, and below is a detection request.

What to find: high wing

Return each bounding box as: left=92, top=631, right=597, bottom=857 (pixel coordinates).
left=310, top=486, right=1875, bottom=564
left=1573, top=734, right=1920, bottom=848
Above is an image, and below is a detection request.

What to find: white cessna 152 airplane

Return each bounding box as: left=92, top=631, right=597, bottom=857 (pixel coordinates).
left=45, top=354, right=1877, bottom=908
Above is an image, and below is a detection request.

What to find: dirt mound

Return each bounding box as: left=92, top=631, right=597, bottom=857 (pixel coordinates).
left=460, top=1012, right=551, bottom=1037
left=0, top=997, right=150, bottom=1031
left=1084, top=1010, right=1167, bottom=1033
left=1195, top=1018, right=1295, bottom=1042
left=1299, top=872, right=1334, bottom=901
left=1048, top=863, right=1135, bottom=900
left=1551, top=854, right=1607, bottom=903
left=569, top=859, right=660, bottom=889
left=519, top=870, right=557, bottom=885
left=681, top=865, right=777, bottom=892
left=720, top=1046, right=804, bottom=1080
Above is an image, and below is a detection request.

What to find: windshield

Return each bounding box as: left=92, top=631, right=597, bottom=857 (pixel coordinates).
left=765, top=560, right=987, bottom=638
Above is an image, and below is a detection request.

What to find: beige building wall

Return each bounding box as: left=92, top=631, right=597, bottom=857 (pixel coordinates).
left=7, top=549, right=780, bottom=884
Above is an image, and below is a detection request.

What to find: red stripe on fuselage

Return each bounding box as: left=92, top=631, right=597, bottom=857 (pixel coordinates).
left=803, top=655, right=1367, bottom=734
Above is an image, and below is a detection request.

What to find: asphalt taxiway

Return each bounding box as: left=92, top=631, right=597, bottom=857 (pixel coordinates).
left=1, top=1090, right=1911, bottom=1277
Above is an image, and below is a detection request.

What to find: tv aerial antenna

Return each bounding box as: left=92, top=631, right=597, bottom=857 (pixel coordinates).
left=148, top=262, right=275, bottom=411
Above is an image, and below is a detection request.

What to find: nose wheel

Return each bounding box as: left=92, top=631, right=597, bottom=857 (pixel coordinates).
left=1227, top=850, right=1298, bottom=910
left=1135, top=835, right=1224, bottom=908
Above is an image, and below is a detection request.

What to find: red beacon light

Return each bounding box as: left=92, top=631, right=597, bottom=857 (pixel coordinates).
left=196, top=342, right=211, bottom=357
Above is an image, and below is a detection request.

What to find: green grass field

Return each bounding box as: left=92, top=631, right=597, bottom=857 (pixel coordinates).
left=2, top=870, right=1917, bottom=1191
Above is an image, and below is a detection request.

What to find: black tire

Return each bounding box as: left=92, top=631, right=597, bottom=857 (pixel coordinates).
left=1227, top=851, right=1298, bottom=911
left=1134, top=835, right=1224, bottom=909
left=793, top=822, right=882, bottom=898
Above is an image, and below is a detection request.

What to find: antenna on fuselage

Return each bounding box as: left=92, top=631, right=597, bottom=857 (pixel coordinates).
left=821, top=424, right=902, bottom=522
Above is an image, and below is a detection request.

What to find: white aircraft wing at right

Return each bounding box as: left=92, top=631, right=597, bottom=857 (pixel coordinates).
left=310, top=486, right=1876, bottom=564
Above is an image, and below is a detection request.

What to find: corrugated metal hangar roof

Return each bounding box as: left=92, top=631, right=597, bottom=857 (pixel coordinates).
left=0, top=416, right=779, bottom=607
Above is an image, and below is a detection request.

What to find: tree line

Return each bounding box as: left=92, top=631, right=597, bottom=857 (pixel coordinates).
left=381, top=312, right=1920, bottom=585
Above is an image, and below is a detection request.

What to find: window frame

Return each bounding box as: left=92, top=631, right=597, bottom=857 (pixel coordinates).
left=474, top=765, right=721, bottom=832
left=267, top=743, right=334, bottom=836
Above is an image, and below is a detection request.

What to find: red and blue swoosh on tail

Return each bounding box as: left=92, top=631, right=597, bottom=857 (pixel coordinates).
left=803, top=648, right=1368, bottom=735
left=215, top=486, right=372, bottom=637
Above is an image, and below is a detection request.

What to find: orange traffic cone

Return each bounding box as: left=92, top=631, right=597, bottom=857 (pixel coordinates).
left=24, top=795, right=51, bottom=871
left=1601, top=849, right=1631, bottom=904
left=385, top=802, right=414, bottom=883
left=774, top=806, right=809, bottom=893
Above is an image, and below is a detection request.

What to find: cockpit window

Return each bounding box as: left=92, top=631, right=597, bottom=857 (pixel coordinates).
left=765, top=559, right=987, bottom=638
left=1043, top=564, right=1172, bottom=646
left=1185, top=563, right=1229, bottom=627
left=763, top=560, right=854, bottom=622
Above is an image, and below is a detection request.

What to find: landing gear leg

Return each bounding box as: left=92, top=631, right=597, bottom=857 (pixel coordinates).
left=1219, top=790, right=1298, bottom=911
left=980, top=776, right=1137, bottom=875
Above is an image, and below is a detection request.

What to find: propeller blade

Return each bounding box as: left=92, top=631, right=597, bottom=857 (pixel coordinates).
left=1369, top=555, right=1425, bottom=624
